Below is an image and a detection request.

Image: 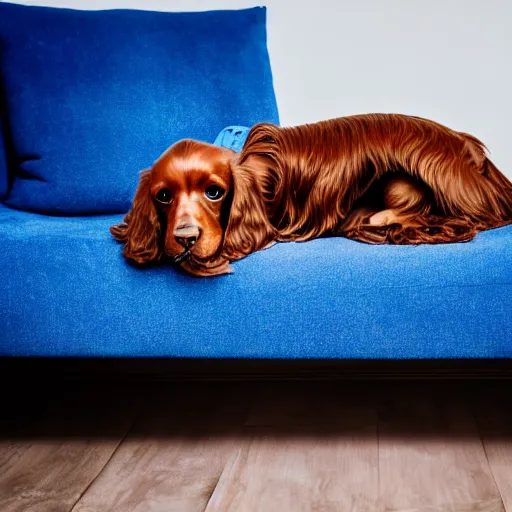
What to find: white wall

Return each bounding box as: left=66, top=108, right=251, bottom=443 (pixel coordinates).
left=7, top=0, right=512, bottom=178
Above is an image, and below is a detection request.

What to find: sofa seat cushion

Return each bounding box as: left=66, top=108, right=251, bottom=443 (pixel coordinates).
left=0, top=203, right=511, bottom=358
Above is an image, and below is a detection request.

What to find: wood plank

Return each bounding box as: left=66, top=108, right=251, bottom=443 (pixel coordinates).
left=72, top=382, right=251, bottom=512
left=472, top=382, right=512, bottom=512
left=0, top=383, right=139, bottom=512
left=2, top=380, right=510, bottom=512
left=378, top=382, right=504, bottom=512
left=206, top=382, right=379, bottom=512
left=380, top=498, right=504, bottom=512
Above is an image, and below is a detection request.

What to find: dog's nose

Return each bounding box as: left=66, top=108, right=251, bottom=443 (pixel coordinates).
left=174, top=225, right=201, bottom=248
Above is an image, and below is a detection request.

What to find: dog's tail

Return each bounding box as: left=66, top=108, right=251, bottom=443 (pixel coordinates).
left=478, top=156, right=512, bottom=224
left=440, top=132, right=512, bottom=227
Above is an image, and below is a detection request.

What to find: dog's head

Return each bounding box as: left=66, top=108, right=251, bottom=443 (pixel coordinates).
left=111, top=139, right=275, bottom=276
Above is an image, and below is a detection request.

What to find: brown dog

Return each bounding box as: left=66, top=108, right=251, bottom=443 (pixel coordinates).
left=111, top=113, right=512, bottom=276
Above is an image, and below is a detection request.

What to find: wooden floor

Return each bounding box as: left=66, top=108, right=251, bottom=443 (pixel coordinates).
left=1, top=379, right=511, bottom=512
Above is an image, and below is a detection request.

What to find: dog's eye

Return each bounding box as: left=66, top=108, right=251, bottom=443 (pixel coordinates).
left=155, top=188, right=172, bottom=204
left=204, top=185, right=225, bottom=201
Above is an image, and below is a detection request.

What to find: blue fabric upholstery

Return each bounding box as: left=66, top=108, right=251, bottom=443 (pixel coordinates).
left=1, top=202, right=510, bottom=358
left=0, top=3, right=278, bottom=214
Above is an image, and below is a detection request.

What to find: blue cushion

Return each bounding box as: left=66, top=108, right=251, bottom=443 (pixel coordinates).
left=0, top=202, right=510, bottom=358
left=0, top=3, right=278, bottom=214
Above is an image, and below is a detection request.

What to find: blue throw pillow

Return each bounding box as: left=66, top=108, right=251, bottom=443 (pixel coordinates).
left=0, top=3, right=279, bottom=214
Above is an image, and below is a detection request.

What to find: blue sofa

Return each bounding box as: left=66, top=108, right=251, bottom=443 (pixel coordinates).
left=1, top=3, right=511, bottom=360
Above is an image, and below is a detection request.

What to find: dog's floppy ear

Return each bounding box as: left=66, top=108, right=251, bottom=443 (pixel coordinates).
left=221, top=159, right=276, bottom=262
left=110, top=169, right=163, bottom=264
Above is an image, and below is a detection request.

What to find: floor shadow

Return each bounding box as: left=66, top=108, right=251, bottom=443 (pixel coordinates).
left=1, top=379, right=511, bottom=442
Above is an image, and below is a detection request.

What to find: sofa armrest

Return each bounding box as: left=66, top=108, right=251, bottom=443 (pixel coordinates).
left=0, top=116, right=8, bottom=200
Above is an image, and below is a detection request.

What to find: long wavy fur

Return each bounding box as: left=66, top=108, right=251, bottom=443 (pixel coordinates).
left=222, top=114, right=512, bottom=258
